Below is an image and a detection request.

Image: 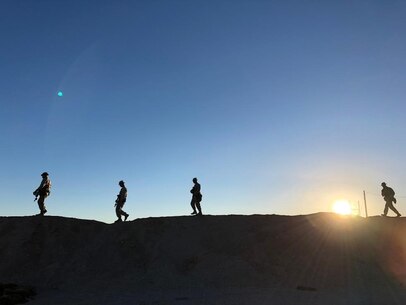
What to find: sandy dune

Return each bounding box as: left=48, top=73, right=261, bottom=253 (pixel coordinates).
left=1, top=213, right=406, bottom=304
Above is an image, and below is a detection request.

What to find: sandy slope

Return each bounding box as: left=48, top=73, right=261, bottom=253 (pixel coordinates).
left=0, top=213, right=405, bottom=304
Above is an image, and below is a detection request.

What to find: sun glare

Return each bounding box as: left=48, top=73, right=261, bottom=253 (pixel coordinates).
left=332, top=200, right=352, bottom=215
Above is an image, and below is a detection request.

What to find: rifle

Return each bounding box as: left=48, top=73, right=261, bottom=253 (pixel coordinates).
left=33, top=189, right=39, bottom=201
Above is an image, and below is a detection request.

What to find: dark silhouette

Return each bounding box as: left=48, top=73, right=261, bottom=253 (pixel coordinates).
left=33, top=172, right=51, bottom=216
left=0, top=283, right=36, bottom=304
left=114, top=180, right=129, bottom=223
left=381, top=182, right=401, bottom=217
left=190, top=177, right=203, bottom=216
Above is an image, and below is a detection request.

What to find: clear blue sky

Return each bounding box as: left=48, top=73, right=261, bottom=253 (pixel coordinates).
left=1, top=0, right=406, bottom=222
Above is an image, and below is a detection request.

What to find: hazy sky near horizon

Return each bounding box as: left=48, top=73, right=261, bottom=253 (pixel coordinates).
left=1, top=0, right=406, bottom=222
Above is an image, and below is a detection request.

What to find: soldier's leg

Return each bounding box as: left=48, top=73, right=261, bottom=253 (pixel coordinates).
left=118, top=204, right=129, bottom=219
left=196, top=202, right=202, bottom=215
left=121, top=209, right=129, bottom=221
left=37, top=196, right=46, bottom=215
left=388, top=202, right=401, bottom=216
left=190, top=198, right=197, bottom=214
left=383, top=202, right=389, bottom=216
left=37, top=199, right=43, bottom=213
left=115, top=205, right=122, bottom=220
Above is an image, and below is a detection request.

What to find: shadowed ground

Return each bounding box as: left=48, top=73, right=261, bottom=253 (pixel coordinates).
left=0, top=213, right=405, bottom=304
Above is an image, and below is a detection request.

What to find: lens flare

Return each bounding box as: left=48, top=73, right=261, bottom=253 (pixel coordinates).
left=332, top=200, right=352, bottom=215
left=57, top=91, right=63, bottom=97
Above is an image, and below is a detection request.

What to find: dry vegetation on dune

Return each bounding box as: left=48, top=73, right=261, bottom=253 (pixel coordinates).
left=0, top=213, right=406, bottom=304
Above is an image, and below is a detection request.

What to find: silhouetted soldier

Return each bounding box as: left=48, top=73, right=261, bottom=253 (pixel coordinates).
left=115, top=180, right=129, bottom=223
left=33, top=172, right=51, bottom=216
left=381, top=182, right=401, bottom=217
left=190, top=177, right=203, bottom=216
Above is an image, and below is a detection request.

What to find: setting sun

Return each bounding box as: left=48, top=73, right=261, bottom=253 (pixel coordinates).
left=332, top=200, right=353, bottom=215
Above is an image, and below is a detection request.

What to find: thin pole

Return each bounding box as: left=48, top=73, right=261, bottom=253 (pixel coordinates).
left=363, top=190, right=368, bottom=218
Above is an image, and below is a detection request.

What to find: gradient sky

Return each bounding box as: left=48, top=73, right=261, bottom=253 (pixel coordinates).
left=1, top=0, right=406, bottom=222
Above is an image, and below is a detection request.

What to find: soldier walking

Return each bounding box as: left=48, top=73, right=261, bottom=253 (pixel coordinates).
left=190, top=177, right=203, bottom=216
left=381, top=182, right=401, bottom=217
left=115, top=180, right=129, bottom=223
left=33, top=172, right=51, bottom=216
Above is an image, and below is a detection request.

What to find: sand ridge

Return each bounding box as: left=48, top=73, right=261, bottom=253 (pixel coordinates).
left=0, top=213, right=405, bottom=304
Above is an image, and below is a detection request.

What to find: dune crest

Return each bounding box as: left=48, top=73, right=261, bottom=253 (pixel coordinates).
left=1, top=213, right=405, bottom=304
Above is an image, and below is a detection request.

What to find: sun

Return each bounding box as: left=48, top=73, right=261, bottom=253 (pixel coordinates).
left=332, top=200, right=352, bottom=215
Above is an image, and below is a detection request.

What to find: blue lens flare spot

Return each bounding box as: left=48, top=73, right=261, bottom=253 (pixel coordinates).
left=57, top=91, right=63, bottom=97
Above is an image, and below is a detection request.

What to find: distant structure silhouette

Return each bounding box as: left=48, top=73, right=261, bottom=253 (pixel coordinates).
left=381, top=182, right=401, bottom=217
left=114, top=180, right=129, bottom=223
left=33, top=172, right=51, bottom=216
left=190, top=177, right=203, bottom=216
